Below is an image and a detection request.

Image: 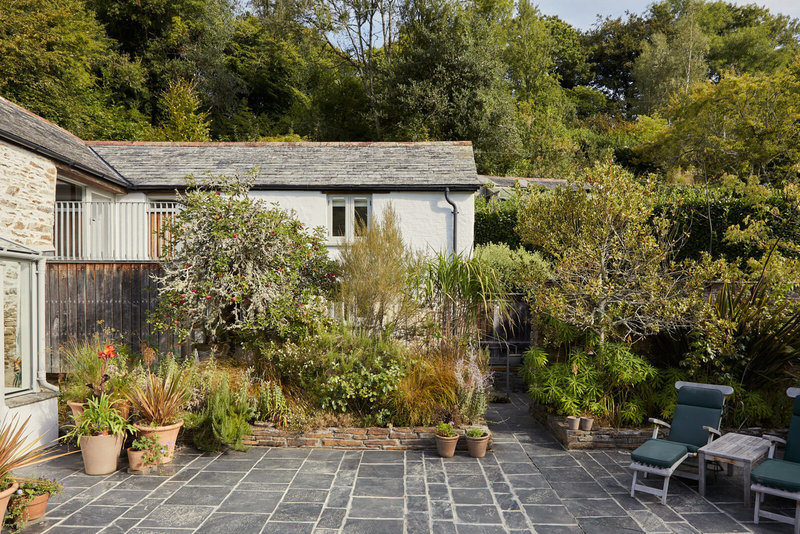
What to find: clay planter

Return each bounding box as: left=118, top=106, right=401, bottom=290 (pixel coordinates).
left=67, top=401, right=86, bottom=419
left=566, top=416, right=580, bottom=430
left=127, top=447, right=149, bottom=471
left=133, top=420, right=183, bottom=463
left=79, top=433, right=124, bottom=475
left=19, top=493, right=50, bottom=522
left=435, top=435, right=459, bottom=458
left=579, top=417, right=594, bottom=431
left=0, top=482, right=19, bottom=522
left=466, top=433, right=490, bottom=458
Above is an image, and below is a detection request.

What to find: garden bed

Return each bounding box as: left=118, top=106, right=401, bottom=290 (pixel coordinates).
left=244, top=423, right=492, bottom=451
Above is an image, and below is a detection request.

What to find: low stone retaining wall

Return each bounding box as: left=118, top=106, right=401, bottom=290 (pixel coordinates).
left=530, top=403, right=661, bottom=450
left=244, top=424, right=492, bottom=451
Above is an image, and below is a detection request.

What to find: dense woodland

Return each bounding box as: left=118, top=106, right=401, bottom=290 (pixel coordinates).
left=1, top=0, right=799, bottom=182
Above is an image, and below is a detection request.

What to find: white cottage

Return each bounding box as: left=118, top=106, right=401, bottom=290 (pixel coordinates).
left=0, top=96, right=482, bottom=438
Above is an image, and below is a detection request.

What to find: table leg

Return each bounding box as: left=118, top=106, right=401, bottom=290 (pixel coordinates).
left=743, top=461, right=751, bottom=504
left=698, top=451, right=706, bottom=496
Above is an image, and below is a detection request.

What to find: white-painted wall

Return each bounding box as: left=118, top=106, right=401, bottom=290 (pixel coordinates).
left=8, top=397, right=58, bottom=447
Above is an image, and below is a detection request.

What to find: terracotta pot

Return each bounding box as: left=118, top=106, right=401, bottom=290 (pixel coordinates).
left=127, top=447, right=149, bottom=471
left=113, top=400, right=131, bottom=420
left=67, top=401, right=86, bottom=419
left=20, top=493, right=50, bottom=522
left=566, top=416, right=580, bottom=430
left=466, top=433, right=490, bottom=458
left=133, top=420, right=183, bottom=463
left=79, top=434, right=124, bottom=475
left=435, top=435, right=459, bottom=458
left=0, top=482, right=19, bottom=522
left=579, top=417, right=594, bottom=431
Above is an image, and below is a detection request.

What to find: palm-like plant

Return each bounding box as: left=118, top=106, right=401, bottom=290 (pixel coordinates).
left=126, top=367, right=192, bottom=426
left=0, top=416, right=56, bottom=486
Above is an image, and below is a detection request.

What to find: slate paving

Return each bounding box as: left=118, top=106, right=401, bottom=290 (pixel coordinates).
left=12, top=394, right=798, bottom=533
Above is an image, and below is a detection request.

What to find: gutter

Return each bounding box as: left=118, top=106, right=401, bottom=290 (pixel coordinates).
left=36, top=257, right=58, bottom=393
left=444, top=187, right=458, bottom=254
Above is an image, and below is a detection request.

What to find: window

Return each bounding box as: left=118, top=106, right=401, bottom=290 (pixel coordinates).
left=1, top=259, right=34, bottom=395
left=328, top=196, right=371, bottom=242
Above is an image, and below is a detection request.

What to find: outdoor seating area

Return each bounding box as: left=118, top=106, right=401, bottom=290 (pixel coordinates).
left=7, top=395, right=796, bottom=534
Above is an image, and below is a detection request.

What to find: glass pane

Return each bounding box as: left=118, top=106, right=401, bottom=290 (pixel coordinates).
left=55, top=180, right=82, bottom=201
left=3, top=260, right=30, bottom=393
left=354, top=199, right=369, bottom=236
left=331, top=200, right=346, bottom=237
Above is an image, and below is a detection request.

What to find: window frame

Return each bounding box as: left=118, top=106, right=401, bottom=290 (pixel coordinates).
left=327, top=195, right=372, bottom=244
left=1, top=258, right=36, bottom=397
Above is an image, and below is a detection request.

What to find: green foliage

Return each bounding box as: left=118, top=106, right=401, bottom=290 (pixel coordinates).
left=518, top=162, right=695, bottom=342
left=5, top=477, right=64, bottom=533
left=338, top=205, right=419, bottom=336
left=148, top=78, right=212, bottom=141
left=474, top=196, right=522, bottom=249
left=64, top=395, right=136, bottom=441
left=126, top=365, right=193, bottom=426
left=130, top=434, right=168, bottom=465
left=59, top=331, right=133, bottom=404
left=474, top=242, right=550, bottom=293
left=151, top=174, right=336, bottom=348
left=252, top=380, right=291, bottom=427
left=466, top=428, right=486, bottom=438
left=436, top=421, right=456, bottom=437
left=523, top=343, right=657, bottom=426
left=190, top=376, right=253, bottom=452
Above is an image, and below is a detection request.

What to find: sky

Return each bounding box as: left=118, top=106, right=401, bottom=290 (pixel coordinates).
left=534, top=0, right=800, bottom=30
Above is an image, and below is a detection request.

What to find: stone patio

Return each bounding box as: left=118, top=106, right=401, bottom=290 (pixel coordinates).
left=11, top=394, right=796, bottom=533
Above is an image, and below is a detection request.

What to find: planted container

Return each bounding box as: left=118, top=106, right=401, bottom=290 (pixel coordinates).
left=566, top=416, right=580, bottom=430
left=20, top=493, right=50, bottom=522
left=466, top=430, right=490, bottom=458
left=579, top=416, right=594, bottom=431
left=435, top=435, right=459, bottom=458
left=132, top=421, right=183, bottom=464
left=80, top=434, right=124, bottom=475
left=0, top=482, right=19, bottom=522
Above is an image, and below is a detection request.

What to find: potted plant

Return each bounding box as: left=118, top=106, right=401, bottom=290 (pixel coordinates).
left=465, top=428, right=490, bottom=458
left=126, top=366, right=191, bottom=463
left=566, top=415, right=580, bottom=430
left=0, top=415, right=57, bottom=521
left=4, top=477, right=63, bottom=532
left=435, top=422, right=459, bottom=458
left=579, top=413, right=594, bottom=431
left=65, top=395, right=135, bottom=475
left=127, top=434, right=167, bottom=471
left=61, top=339, right=131, bottom=419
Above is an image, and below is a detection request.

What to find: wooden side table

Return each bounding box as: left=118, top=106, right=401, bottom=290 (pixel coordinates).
left=698, top=432, right=770, bottom=504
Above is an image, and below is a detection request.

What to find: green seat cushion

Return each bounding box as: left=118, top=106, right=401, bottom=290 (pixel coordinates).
left=784, top=395, right=800, bottom=464
left=631, top=439, right=689, bottom=469
left=751, top=459, right=800, bottom=493
left=668, top=387, right=725, bottom=449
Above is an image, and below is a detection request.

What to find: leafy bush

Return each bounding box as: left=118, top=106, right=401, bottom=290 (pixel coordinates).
left=60, top=330, right=133, bottom=404
left=190, top=376, right=253, bottom=452
left=338, top=205, right=419, bottom=336
left=436, top=421, right=456, bottom=437
left=252, top=380, right=291, bottom=427
left=523, top=343, right=658, bottom=426
left=151, top=174, right=337, bottom=350
left=474, top=243, right=550, bottom=293
left=474, top=195, right=522, bottom=248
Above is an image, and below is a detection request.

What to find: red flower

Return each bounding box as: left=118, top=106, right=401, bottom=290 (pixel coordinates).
left=191, top=289, right=198, bottom=293
left=232, top=233, right=238, bottom=238
left=205, top=295, right=211, bottom=300
left=97, top=344, right=117, bottom=360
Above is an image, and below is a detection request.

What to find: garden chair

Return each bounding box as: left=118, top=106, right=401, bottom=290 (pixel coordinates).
left=751, top=387, right=800, bottom=534
left=629, top=381, right=734, bottom=504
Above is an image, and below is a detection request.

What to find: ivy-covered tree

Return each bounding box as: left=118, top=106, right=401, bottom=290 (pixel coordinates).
left=151, top=175, right=336, bottom=350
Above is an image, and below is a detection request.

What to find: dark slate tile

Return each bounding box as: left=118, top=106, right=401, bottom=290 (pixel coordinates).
left=455, top=525, right=508, bottom=534
left=578, top=516, right=645, bottom=534
left=283, top=489, right=329, bottom=502
left=189, top=470, right=246, bottom=486
left=628, top=509, right=672, bottom=533
left=61, top=505, right=129, bottom=527
left=342, top=519, right=404, bottom=534
left=407, top=494, right=429, bottom=512
left=431, top=500, right=454, bottom=520
left=360, top=451, right=404, bottom=463
left=681, top=512, right=748, bottom=533
left=495, top=492, right=521, bottom=511
left=263, top=522, right=315, bottom=533
left=326, top=486, right=353, bottom=508
left=263, top=448, right=311, bottom=459
left=454, top=504, right=502, bottom=524
left=358, top=463, right=404, bottom=478
left=353, top=476, right=404, bottom=497
left=254, top=457, right=305, bottom=470
left=241, top=469, right=296, bottom=485
left=548, top=481, right=605, bottom=498
left=318, top=507, right=347, bottom=529
left=406, top=475, right=426, bottom=495
left=498, top=462, right=538, bottom=475
left=300, top=460, right=341, bottom=474
left=219, top=489, right=282, bottom=513
left=120, top=498, right=164, bottom=519
left=432, top=520, right=457, bottom=534
left=98, top=517, right=141, bottom=533
left=523, top=504, right=578, bottom=525
left=503, top=510, right=530, bottom=529
left=540, top=467, right=596, bottom=483
left=505, top=474, right=549, bottom=489
left=290, top=473, right=335, bottom=489
left=451, top=488, right=494, bottom=504
left=204, top=459, right=256, bottom=472
left=138, top=504, right=215, bottom=528
left=196, top=512, right=269, bottom=534
left=515, top=488, right=561, bottom=505
left=349, top=497, right=405, bottom=518
left=562, top=497, right=628, bottom=518
left=165, top=485, right=231, bottom=505
left=270, top=502, right=324, bottom=522
left=113, top=477, right=166, bottom=491
left=447, top=475, right=489, bottom=489
left=407, top=511, right=430, bottom=534
left=428, top=484, right=451, bottom=500
left=89, top=489, right=150, bottom=507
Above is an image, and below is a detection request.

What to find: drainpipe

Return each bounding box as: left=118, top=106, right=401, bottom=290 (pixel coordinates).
left=36, top=257, right=58, bottom=392
left=444, top=188, right=458, bottom=254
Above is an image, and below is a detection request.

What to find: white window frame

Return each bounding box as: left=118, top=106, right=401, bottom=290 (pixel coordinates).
left=0, top=258, right=36, bottom=397
left=327, top=195, right=372, bottom=244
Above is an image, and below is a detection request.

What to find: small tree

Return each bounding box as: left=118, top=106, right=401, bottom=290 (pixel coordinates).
left=151, top=175, right=336, bottom=350
left=517, top=162, right=694, bottom=343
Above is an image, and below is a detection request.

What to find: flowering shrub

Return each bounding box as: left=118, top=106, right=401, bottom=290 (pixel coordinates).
left=151, top=175, right=337, bottom=348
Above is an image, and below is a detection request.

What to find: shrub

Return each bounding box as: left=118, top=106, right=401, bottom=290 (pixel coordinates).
left=190, top=376, right=253, bottom=452
left=60, top=331, right=133, bottom=404
left=338, top=205, right=420, bottom=336
left=252, top=380, right=291, bottom=427
left=454, top=350, right=492, bottom=424
left=436, top=421, right=456, bottom=437
left=523, top=342, right=658, bottom=426
left=474, top=243, right=550, bottom=293
left=151, top=174, right=337, bottom=350
left=392, top=353, right=458, bottom=426
left=474, top=195, right=522, bottom=248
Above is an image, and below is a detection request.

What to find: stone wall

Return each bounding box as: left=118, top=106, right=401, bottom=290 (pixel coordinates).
left=3, top=262, right=20, bottom=388
left=0, top=139, right=57, bottom=251
left=530, top=403, right=659, bottom=450
left=244, top=424, right=491, bottom=451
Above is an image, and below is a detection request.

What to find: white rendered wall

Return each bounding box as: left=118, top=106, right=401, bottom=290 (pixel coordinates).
left=8, top=397, right=58, bottom=447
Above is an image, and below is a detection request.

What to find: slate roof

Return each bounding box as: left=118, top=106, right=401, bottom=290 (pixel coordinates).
left=0, top=97, right=129, bottom=187
left=87, top=141, right=480, bottom=191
